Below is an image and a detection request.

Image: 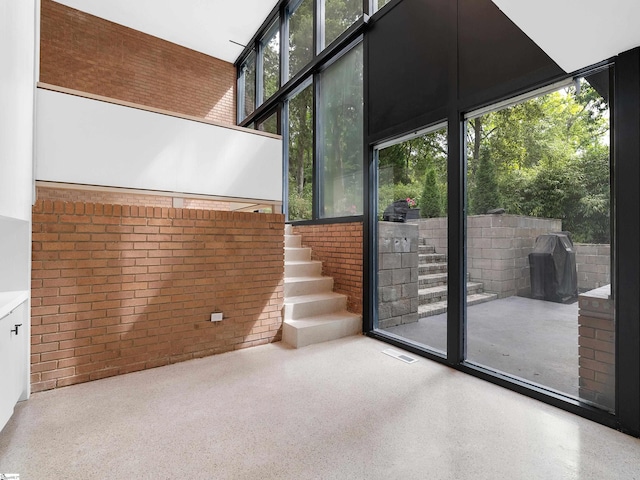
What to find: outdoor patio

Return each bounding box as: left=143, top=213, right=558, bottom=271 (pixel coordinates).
left=384, top=296, right=580, bottom=397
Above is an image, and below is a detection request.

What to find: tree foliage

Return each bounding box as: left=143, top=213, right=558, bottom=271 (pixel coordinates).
left=421, top=168, right=442, bottom=218
left=466, top=79, right=610, bottom=243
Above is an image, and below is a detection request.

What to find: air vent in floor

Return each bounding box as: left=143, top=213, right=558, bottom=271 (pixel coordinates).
left=382, top=348, right=418, bottom=364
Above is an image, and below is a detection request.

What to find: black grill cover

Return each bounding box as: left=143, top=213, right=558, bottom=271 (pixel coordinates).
left=528, top=233, right=578, bottom=303
left=382, top=200, right=409, bottom=222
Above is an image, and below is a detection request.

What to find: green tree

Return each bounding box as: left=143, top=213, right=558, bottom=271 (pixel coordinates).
left=420, top=168, right=442, bottom=218
left=470, top=152, right=501, bottom=214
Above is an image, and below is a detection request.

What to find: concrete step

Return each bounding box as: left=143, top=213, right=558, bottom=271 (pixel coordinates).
left=283, top=311, right=362, bottom=348
left=285, top=234, right=301, bottom=248
left=285, top=260, right=322, bottom=278
left=283, top=292, right=347, bottom=320
left=419, top=262, right=448, bottom=275
left=418, top=245, right=436, bottom=254
left=284, top=276, right=334, bottom=297
left=419, top=253, right=447, bottom=264
left=285, top=224, right=294, bottom=235
left=418, top=272, right=448, bottom=287
left=285, top=247, right=312, bottom=262
left=418, top=292, right=498, bottom=317
left=418, top=272, right=469, bottom=287
left=419, top=282, right=484, bottom=304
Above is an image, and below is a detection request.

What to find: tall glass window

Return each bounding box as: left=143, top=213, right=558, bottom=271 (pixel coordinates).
left=318, top=44, right=363, bottom=218
left=371, top=0, right=392, bottom=14
left=375, top=125, right=449, bottom=354
left=323, top=0, right=362, bottom=49
left=287, top=0, right=313, bottom=80
left=261, top=21, right=280, bottom=103
left=238, top=50, right=256, bottom=122
left=287, top=82, right=314, bottom=221
left=256, top=111, right=279, bottom=135
left=464, top=73, right=614, bottom=412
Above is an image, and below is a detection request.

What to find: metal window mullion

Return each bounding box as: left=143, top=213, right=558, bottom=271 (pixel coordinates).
left=313, top=71, right=321, bottom=220
left=283, top=99, right=291, bottom=221
left=316, top=0, right=324, bottom=55
left=256, top=39, right=264, bottom=107
left=280, top=3, right=288, bottom=87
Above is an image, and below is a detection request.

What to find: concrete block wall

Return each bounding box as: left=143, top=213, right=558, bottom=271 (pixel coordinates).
left=578, top=285, right=614, bottom=412
left=31, top=200, right=284, bottom=392
left=292, top=222, right=363, bottom=315
left=377, top=222, right=419, bottom=328
left=418, top=215, right=561, bottom=298
left=40, top=0, right=236, bottom=124
left=575, top=244, right=611, bottom=292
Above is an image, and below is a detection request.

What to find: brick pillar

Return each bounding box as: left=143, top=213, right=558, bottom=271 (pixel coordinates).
left=578, top=285, right=615, bottom=411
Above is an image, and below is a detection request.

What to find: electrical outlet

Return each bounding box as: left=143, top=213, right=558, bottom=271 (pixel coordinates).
left=210, top=312, right=223, bottom=322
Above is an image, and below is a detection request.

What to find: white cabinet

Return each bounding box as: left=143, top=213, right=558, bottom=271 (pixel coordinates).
left=0, top=298, right=28, bottom=431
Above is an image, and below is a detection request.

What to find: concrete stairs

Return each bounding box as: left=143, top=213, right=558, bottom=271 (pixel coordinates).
left=282, top=225, right=361, bottom=348
left=418, top=240, right=497, bottom=317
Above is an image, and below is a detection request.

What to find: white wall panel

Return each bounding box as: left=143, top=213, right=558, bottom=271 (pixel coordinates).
left=492, top=0, right=640, bottom=73
left=36, top=89, right=283, bottom=202
left=0, top=0, right=36, bottom=221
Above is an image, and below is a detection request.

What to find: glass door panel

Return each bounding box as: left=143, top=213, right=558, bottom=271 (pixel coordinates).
left=376, top=125, right=448, bottom=354
left=464, top=72, right=614, bottom=412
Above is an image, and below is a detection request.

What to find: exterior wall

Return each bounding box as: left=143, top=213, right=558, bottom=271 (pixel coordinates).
left=292, top=222, right=363, bottom=315
left=40, top=0, right=236, bottom=124
left=578, top=285, right=614, bottom=412
left=377, top=222, right=419, bottom=329
left=31, top=200, right=284, bottom=392
left=575, top=244, right=611, bottom=292
left=418, top=215, right=561, bottom=298
left=37, top=186, right=232, bottom=211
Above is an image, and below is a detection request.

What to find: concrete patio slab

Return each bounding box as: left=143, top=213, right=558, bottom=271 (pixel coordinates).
left=384, top=296, right=581, bottom=397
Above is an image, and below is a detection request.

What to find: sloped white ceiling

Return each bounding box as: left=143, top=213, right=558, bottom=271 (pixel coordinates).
left=492, top=0, right=640, bottom=73
left=52, top=0, right=280, bottom=63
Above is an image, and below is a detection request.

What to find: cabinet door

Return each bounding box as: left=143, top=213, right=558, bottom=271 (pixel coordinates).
left=0, top=302, right=28, bottom=432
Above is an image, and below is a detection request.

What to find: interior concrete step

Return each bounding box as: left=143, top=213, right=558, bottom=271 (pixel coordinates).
left=285, top=247, right=312, bottom=262
left=419, top=262, right=448, bottom=275
left=285, top=234, right=301, bottom=248
left=285, top=260, right=322, bottom=278
left=283, top=292, right=347, bottom=320
left=419, top=282, right=484, bottom=304
left=418, top=292, right=499, bottom=317
left=419, top=253, right=447, bottom=264
left=284, top=276, right=334, bottom=297
left=285, top=224, right=294, bottom=235
left=283, top=311, right=362, bottom=348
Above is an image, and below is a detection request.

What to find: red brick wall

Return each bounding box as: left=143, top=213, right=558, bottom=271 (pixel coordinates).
left=40, top=0, right=236, bottom=124
left=37, top=186, right=232, bottom=211
left=31, top=200, right=284, bottom=392
left=292, top=222, right=363, bottom=314
left=578, top=290, right=615, bottom=411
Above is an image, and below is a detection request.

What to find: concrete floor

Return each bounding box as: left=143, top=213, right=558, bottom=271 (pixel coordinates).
left=385, top=296, right=580, bottom=397
left=1, top=336, right=639, bottom=479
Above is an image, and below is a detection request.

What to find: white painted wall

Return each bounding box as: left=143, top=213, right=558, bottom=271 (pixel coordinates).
left=492, top=0, right=640, bottom=73
left=0, top=0, right=37, bottom=432
left=36, top=89, right=283, bottom=202
left=0, top=0, right=36, bottom=221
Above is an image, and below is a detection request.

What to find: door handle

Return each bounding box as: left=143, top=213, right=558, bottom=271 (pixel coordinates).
left=11, top=324, right=22, bottom=335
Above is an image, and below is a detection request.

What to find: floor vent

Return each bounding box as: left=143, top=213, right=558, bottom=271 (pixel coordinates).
left=382, top=349, right=418, bottom=364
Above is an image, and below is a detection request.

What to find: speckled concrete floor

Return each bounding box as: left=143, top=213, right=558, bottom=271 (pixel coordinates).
left=1, top=336, right=639, bottom=480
